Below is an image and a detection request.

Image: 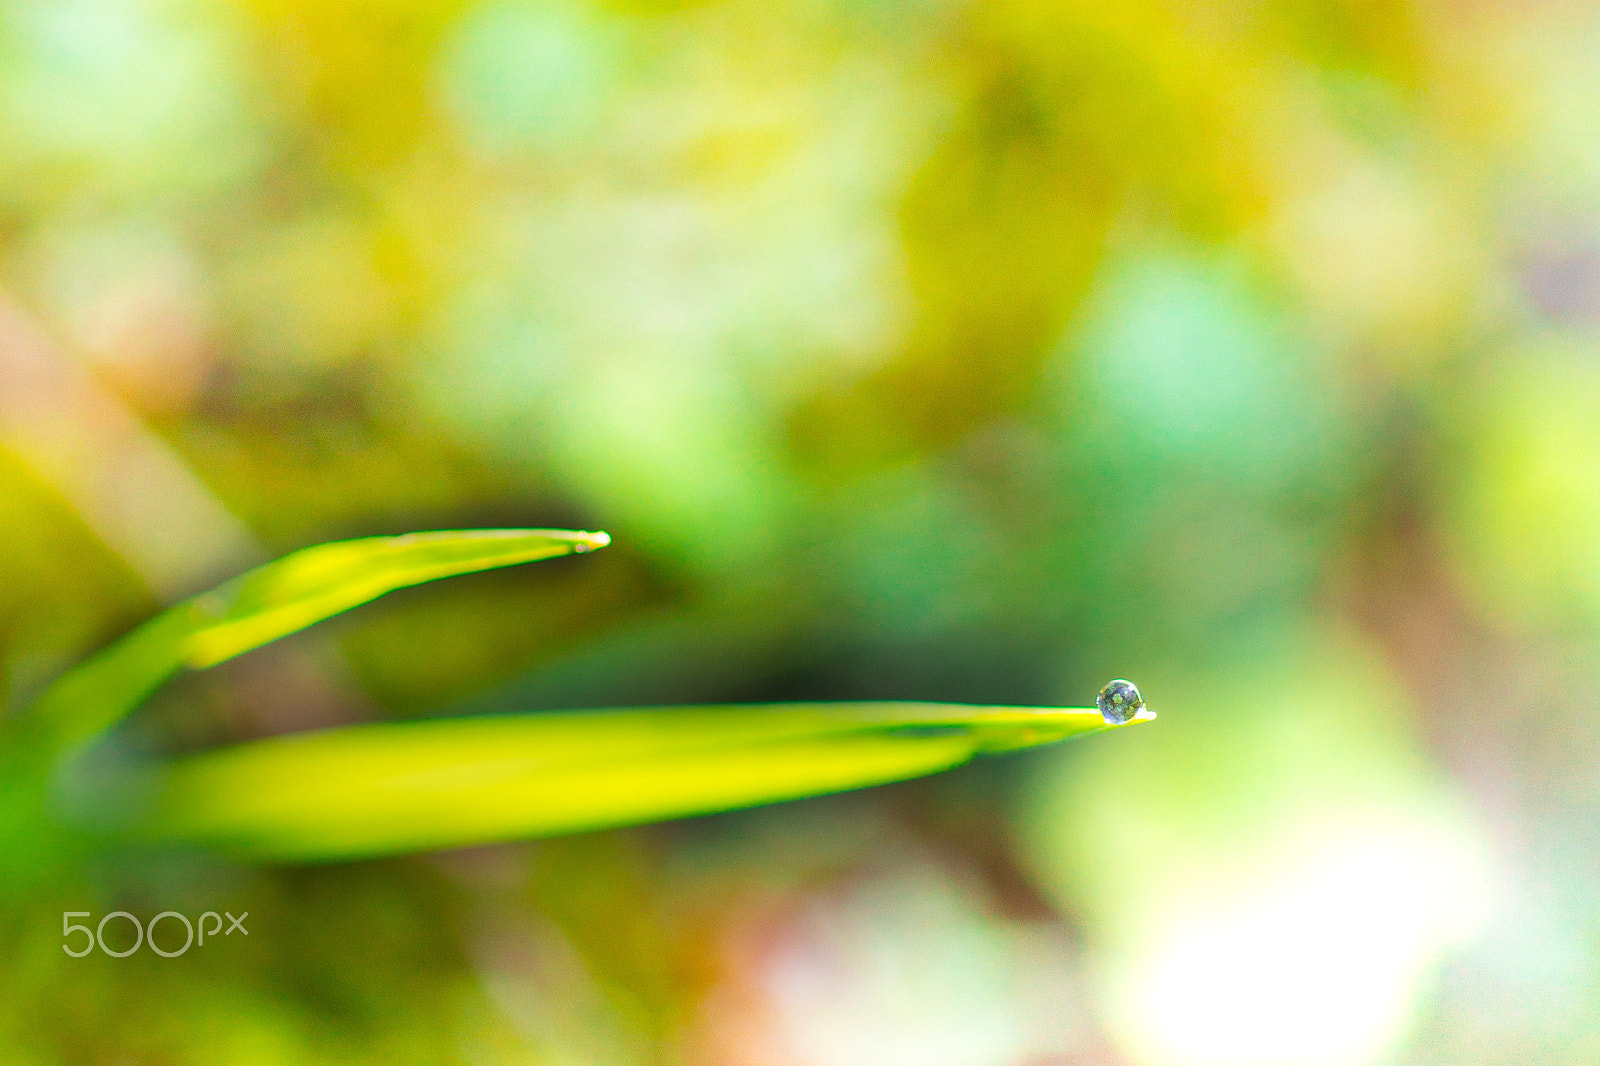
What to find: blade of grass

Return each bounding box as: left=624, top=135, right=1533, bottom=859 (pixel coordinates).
left=144, top=702, right=1154, bottom=862
left=21, top=529, right=609, bottom=757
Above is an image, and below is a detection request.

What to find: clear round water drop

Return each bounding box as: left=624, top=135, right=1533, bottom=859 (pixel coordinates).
left=1097, top=679, right=1144, bottom=725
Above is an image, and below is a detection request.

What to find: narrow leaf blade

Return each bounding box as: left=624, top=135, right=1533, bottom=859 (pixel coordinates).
left=181, top=528, right=610, bottom=668
left=24, top=529, right=609, bottom=754
left=145, top=702, right=1152, bottom=862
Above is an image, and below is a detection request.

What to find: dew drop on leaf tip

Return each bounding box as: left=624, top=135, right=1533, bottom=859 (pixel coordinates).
left=1097, top=678, right=1150, bottom=725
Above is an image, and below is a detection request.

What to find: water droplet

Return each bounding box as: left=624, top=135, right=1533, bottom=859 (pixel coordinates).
left=1097, top=679, right=1144, bottom=725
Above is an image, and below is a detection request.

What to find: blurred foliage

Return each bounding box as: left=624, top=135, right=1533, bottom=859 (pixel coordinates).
left=4, top=0, right=1600, bottom=1061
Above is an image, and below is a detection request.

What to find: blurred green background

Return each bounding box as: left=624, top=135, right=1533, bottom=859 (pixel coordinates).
left=1, top=0, right=1596, bottom=1061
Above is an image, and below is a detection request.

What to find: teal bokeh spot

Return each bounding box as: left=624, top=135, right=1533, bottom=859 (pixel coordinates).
left=437, top=0, right=621, bottom=154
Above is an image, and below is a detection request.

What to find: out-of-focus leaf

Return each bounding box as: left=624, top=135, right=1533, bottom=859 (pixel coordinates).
left=147, top=702, right=1153, bottom=862
left=22, top=529, right=609, bottom=756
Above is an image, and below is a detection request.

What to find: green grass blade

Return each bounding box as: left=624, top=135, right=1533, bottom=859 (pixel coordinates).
left=24, top=529, right=609, bottom=755
left=145, top=702, right=1154, bottom=862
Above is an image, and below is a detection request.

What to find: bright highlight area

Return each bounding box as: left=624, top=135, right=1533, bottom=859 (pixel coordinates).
left=1021, top=643, right=1496, bottom=1066
left=1112, top=817, right=1490, bottom=1066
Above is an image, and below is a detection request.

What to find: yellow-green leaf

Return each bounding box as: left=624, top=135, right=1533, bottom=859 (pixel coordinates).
left=145, top=701, right=1153, bottom=862
left=24, top=529, right=609, bottom=756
